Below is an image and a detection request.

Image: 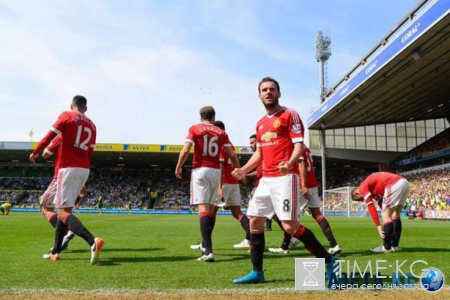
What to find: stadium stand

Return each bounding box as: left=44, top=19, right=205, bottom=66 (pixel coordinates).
left=0, top=169, right=252, bottom=210
left=402, top=129, right=450, bottom=159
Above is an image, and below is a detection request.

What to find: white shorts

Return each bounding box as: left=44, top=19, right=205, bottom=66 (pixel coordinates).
left=55, top=168, right=90, bottom=209
left=247, top=174, right=299, bottom=221
left=215, top=183, right=241, bottom=207
left=41, top=178, right=57, bottom=208
left=190, top=167, right=221, bottom=205
left=383, top=178, right=410, bottom=209
left=299, top=187, right=321, bottom=210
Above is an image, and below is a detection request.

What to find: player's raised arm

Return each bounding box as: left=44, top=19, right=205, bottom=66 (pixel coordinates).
left=30, top=131, right=58, bottom=162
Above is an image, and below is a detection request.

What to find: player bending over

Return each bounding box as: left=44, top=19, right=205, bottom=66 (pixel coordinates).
left=351, top=172, right=410, bottom=253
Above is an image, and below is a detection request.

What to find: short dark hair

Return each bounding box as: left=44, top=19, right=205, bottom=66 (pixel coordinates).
left=72, top=95, right=87, bottom=108
left=214, top=120, right=225, bottom=130
left=258, top=77, right=280, bottom=93
left=200, top=106, right=215, bottom=121
left=249, top=134, right=256, bottom=139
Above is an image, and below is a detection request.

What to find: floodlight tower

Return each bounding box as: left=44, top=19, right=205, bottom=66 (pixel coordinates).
left=315, top=31, right=332, bottom=215
left=315, top=31, right=332, bottom=103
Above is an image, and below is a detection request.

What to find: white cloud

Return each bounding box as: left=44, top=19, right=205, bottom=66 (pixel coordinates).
left=0, top=0, right=399, bottom=148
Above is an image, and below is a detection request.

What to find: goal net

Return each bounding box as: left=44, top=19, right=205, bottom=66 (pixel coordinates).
left=323, top=186, right=367, bottom=217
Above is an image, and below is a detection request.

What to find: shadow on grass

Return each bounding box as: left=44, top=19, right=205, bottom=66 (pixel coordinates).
left=213, top=253, right=251, bottom=263
left=66, top=247, right=163, bottom=254
left=62, top=254, right=198, bottom=266
left=264, top=278, right=295, bottom=284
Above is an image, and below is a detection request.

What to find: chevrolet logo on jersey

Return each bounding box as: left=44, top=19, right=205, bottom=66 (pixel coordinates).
left=261, top=132, right=278, bottom=141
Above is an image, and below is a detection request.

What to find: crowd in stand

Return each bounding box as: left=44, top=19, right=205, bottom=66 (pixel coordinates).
left=1, top=167, right=450, bottom=214
left=403, top=168, right=450, bottom=218
left=402, top=129, right=450, bottom=159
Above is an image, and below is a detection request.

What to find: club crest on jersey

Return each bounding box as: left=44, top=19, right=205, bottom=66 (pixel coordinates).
left=261, top=131, right=277, bottom=141
left=273, top=119, right=281, bottom=128
left=259, top=125, right=263, bottom=130
left=292, top=124, right=302, bottom=133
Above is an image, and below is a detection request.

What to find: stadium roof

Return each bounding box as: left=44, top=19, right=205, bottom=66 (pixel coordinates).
left=308, top=0, right=450, bottom=130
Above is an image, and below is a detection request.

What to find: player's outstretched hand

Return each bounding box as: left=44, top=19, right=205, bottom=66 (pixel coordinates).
left=377, top=225, right=385, bottom=239
left=232, top=168, right=244, bottom=180
left=278, top=161, right=290, bottom=174
left=29, top=153, right=38, bottom=163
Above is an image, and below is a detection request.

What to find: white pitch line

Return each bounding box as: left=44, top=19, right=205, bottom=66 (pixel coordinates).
left=2, top=286, right=449, bottom=295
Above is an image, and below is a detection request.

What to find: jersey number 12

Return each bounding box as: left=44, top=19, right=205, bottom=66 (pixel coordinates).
left=74, top=125, right=92, bottom=150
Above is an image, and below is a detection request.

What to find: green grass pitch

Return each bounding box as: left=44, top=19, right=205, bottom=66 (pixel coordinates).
left=0, top=213, right=448, bottom=292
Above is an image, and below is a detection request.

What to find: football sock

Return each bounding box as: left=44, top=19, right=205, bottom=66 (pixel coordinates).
left=199, top=211, right=215, bottom=255
left=62, top=213, right=95, bottom=246
left=273, top=217, right=292, bottom=249
left=273, top=216, right=285, bottom=231
left=265, top=218, right=272, bottom=229
left=46, top=212, right=58, bottom=228
left=293, top=225, right=331, bottom=264
left=238, top=214, right=250, bottom=240
left=383, top=221, right=394, bottom=250
left=250, top=231, right=265, bottom=272
left=51, top=218, right=68, bottom=254
left=313, top=213, right=338, bottom=248
left=74, top=196, right=81, bottom=207
left=281, top=233, right=291, bottom=250
left=392, top=217, right=402, bottom=247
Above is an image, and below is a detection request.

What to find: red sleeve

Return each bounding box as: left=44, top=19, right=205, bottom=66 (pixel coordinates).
left=185, top=126, right=195, bottom=143
left=52, top=112, right=69, bottom=134
left=34, top=112, right=69, bottom=156
left=289, top=110, right=304, bottom=143
left=222, top=132, right=232, bottom=148
left=45, top=135, right=61, bottom=155
left=367, top=202, right=381, bottom=227
left=33, top=131, right=57, bottom=156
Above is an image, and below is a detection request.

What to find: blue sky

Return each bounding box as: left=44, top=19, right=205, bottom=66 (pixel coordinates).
left=0, top=0, right=419, bottom=146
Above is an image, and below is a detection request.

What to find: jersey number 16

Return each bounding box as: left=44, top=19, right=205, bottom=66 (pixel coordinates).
left=202, top=136, right=219, bottom=157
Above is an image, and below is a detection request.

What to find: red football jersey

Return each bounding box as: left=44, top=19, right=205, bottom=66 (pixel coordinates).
left=220, top=143, right=238, bottom=184
left=359, top=172, right=405, bottom=206
left=299, top=147, right=318, bottom=188
left=44, top=135, right=62, bottom=179
left=256, top=106, right=304, bottom=177
left=52, top=111, right=96, bottom=169
left=186, top=123, right=232, bottom=169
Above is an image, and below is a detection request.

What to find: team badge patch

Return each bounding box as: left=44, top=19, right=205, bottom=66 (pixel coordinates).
left=273, top=119, right=281, bottom=128
left=292, top=124, right=302, bottom=133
